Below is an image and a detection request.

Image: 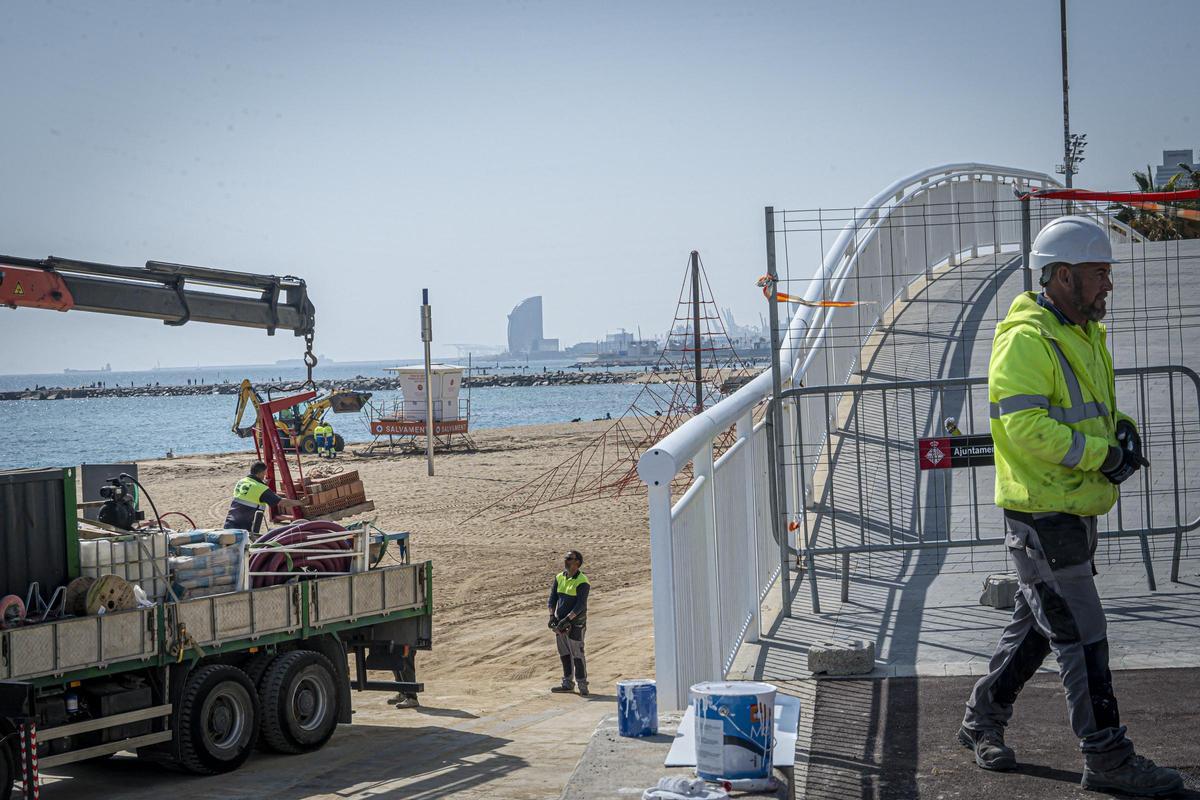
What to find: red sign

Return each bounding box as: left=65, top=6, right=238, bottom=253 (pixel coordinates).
left=371, top=418, right=469, bottom=436
left=919, top=438, right=951, bottom=470
left=917, top=435, right=995, bottom=470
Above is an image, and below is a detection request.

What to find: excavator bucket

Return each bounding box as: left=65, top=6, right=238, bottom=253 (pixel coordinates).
left=328, top=390, right=371, bottom=414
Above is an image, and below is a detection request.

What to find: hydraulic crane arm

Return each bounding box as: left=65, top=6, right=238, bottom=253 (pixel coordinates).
left=0, top=254, right=315, bottom=337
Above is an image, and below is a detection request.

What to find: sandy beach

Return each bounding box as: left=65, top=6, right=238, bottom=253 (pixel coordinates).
left=114, top=420, right=655, bottom=799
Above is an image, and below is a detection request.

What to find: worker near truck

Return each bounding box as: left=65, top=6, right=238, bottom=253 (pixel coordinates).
left=958, top=216, right=1182, bottom=796
left=548, top=550, right=590, bottom=696
left=224, top=460, right=302, bottom=534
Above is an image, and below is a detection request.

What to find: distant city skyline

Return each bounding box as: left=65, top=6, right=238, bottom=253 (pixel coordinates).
left=1, top=1, right=1196, bottom=372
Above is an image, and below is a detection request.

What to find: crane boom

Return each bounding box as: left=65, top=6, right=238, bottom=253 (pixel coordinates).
left=0, top=254, right=315, bottom=336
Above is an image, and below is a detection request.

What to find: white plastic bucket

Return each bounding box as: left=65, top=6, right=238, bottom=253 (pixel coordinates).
left=690, top=681, right=776, bottom=786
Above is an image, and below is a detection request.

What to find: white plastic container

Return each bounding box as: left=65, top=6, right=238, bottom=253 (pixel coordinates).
left=690, top=681, right=777, bottom=789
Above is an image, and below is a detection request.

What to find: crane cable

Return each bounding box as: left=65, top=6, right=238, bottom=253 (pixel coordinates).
left=303, top=332, right=318, bottom=388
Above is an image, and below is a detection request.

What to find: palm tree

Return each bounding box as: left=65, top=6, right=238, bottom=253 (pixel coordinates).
left=1115, top=163, right=1198, bottom=239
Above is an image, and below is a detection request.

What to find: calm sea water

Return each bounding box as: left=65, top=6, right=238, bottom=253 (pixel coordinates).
left=0, top=361, right=648, bottom=470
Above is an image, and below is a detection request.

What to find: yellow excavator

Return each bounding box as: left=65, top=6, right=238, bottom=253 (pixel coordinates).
left=232, top=379, right=371, bottom=454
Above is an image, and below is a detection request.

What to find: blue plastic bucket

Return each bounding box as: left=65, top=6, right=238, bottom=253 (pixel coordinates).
left=690, top=681, right=776, bottom=786
left=617, top=679, right=658, bottom=737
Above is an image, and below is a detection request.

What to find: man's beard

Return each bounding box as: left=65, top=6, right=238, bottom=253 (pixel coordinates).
left=1071, top=282, right=1107, bottom=321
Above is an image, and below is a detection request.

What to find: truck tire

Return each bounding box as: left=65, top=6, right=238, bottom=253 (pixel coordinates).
left=333, top=433, right=346, bottom=452
left=1, top=738, right=13, bottom=800
left=298, top=435, right=318, bottom=454
left=259, top=650, right=339, bottom=754
left=242, top=652, right=275, bottom=692
left=175, top=664, right=259, bottom=775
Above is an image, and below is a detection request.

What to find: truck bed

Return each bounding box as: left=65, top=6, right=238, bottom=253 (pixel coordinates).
left=0, top=561, right=431, bottom=687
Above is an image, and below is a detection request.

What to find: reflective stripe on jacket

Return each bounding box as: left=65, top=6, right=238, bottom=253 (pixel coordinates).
left=989, top=291, right=1134, bottom=516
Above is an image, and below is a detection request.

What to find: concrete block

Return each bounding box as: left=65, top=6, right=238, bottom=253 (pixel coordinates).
left=979, top=573, right=1019, bottom=609
left=808, top=639, right=876, bottom=675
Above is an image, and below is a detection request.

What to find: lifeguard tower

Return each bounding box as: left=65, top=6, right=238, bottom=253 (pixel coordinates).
left=361, top=364, right=476, bottom=454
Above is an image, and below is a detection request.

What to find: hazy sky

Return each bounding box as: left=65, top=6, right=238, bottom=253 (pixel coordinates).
left=1, top=0, right=1195, bottom=373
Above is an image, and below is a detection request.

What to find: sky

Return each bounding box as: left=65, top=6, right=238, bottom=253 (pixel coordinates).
left=0, top=0, right=1195, bottom=373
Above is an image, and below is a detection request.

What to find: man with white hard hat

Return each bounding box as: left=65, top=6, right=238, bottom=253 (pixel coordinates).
left=958, top=215, right=1182, bottom=795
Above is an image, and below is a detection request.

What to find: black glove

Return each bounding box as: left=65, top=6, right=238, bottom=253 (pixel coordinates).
left=1101, top=421, right=1149, bottom=485
left=556, top=618, right=573, bottom=634
left=548, top=614, right=559, bottom=630
left=1116, top=420, right=1148, bottom=467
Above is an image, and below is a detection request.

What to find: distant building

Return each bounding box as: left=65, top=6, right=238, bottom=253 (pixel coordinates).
left=601, top=330, right=634, bottom=355
left=506, top=296, right=559, bottom=356
left=1154, top=149, right=1197, bottom=187
left=564, top=340, right=601, bottom=356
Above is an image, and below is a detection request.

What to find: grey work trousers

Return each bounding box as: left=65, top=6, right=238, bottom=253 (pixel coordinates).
left=962, top=511, right=1133, bottom=770
left=555, top=623, right=587, bottom=683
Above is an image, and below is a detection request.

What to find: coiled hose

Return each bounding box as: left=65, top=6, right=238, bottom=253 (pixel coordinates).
left=249, top=520, right=354, bottom=588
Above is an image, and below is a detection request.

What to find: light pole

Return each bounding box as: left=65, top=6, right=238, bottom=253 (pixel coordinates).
left=421, top=288, right=434, bottom=476
left=1054, top=0, right=1087, bottom=187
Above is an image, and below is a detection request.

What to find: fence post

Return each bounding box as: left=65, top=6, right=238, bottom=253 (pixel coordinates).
left=1021, top=194, right=1033, bottom=292
left=782, top=396, right=800, bottom=568
left=696, top=441, right=723, bottom=679
left=738, top=411, right=761, bottom=643
left=647, top=481, right=680, bottom=709
left=765, top=206, right=792, bottom=618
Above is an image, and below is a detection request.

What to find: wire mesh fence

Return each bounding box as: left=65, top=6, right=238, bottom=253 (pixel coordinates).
left=769, top=187, right=1200, bottom=610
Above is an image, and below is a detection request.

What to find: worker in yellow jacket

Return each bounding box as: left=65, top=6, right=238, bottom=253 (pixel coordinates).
left=959, top=216, right=1180, bottom=796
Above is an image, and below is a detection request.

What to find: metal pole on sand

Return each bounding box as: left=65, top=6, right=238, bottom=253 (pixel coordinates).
left=422, top=289, right=435, bottom=477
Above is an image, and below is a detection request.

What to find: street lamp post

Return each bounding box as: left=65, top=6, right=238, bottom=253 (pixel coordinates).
left=1055, top=0, right=1087, bottom=188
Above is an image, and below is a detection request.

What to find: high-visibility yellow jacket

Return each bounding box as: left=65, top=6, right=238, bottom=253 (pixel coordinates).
left=989, top=292, right=1135, bottom=516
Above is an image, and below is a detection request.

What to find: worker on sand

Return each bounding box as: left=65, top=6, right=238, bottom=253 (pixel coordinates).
left=322, top=421, right=337, bottom=458
left=223, top=461, right=302, bottom=534
left=959, top=216, right=1182, bottom=796
left=390, top=645, right=419, bottom=709
left=314, top=422, right=328, bottom=458
left=548, top=550, right=590, bottom=696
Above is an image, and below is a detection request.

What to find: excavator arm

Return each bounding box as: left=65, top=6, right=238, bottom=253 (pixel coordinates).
left=0, top=254, right=315, bottom=336
left=232, top=380, right=265, bottom=438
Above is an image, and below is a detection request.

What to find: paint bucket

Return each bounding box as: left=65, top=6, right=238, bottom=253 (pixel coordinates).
left=690, top=681, right=776, bottom=788
left=616, top=679, right=658, bottom=737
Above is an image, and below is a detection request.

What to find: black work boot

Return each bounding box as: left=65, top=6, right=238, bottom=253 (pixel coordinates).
left=577, top=680, right=589, bottom=697
left=957, top=725, right=1016, bottom=770
left=550, top=678, right=575, bottom=693
left=1082, top=754, right=1183, bottom=796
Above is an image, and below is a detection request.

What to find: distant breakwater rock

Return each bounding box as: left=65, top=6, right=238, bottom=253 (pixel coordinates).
left=0, top=370, right=646, bottom=401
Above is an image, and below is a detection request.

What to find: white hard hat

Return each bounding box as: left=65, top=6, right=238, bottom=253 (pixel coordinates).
left=1029, top=215, right=1119, bottom=274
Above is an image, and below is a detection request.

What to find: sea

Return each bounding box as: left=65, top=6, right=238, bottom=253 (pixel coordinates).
left=0, top=359, right=648, bottom=471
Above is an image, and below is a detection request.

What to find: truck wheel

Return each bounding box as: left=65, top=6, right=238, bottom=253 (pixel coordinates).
left=242, top=652, right=275, bottom=692
left=1, top=738, right=13, bottom=800
left=299, top=435, right=318, bottom=454
left=333, top=434, right=346, bottom=452
left=259, top=650, right=340, bottom=754
left=176, top=664, right=259, bottom=775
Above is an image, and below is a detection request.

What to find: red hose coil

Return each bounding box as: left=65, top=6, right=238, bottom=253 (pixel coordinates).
left=249, top=521, right=353, bottom=588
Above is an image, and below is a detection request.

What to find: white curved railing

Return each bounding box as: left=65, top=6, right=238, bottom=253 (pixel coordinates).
left=637, top=163, right=1143, bottom=710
